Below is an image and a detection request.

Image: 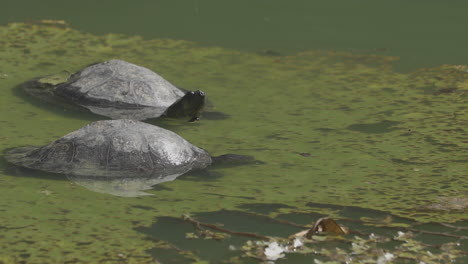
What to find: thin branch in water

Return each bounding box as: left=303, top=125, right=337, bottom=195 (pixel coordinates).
left=438, top=222, right=468, bottom=231
left=182, top=214, right=271, bottom=240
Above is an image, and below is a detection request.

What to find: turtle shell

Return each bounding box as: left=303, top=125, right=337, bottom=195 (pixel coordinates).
left=5, top=120, right=212, bottom=178
left=54, top=59, right=186, bottom=119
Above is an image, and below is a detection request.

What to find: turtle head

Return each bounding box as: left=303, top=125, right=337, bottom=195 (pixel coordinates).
left=165, top=90, right=206, bottom=122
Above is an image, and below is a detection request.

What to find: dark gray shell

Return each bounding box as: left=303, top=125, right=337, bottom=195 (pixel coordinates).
left=54, top=60, right=186, bottom=119
left=5, top=120, right=212, bottom=178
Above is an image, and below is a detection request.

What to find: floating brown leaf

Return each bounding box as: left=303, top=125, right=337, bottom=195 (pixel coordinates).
left=305, top=217, right=348, bottom=238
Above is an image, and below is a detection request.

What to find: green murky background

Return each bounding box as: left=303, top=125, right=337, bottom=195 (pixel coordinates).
left=0, top=1, right=467, bottom=263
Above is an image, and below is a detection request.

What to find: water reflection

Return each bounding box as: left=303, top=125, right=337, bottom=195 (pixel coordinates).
left=67, top=173, right=182, bottom=197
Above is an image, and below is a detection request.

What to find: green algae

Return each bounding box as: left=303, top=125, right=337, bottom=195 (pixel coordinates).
left=0, top=21, right=467, bottom=262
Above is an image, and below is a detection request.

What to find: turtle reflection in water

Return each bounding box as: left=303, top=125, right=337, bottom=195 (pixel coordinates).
left=5, top=120, right=254, bottom=188
left=68, top=176, right=178, bottom=197
left=22, top=59, right=205, bottom=121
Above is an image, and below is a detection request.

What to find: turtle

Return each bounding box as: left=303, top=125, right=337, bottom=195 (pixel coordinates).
left=21, top=59, right=206, bottom=121
left=5, top=120, right=253, bottom=179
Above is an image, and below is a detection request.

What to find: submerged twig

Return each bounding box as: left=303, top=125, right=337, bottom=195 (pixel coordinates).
left=182, top=214, right=271, bottom=240
left=405, top=227, right=468, bottom=240
left=438, top=222, right=468, bottom=231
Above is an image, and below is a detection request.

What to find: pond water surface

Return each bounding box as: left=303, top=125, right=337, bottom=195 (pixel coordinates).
left=0, top=1, right=467, bottom=263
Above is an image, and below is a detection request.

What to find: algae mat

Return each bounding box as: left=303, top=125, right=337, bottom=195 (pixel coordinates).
left=0, top=21, right=467, bottom=263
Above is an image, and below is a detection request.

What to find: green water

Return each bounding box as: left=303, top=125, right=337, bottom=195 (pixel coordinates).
left=2, top=0, right=468, bottom=71
left=0, top=1, right=467, bottom=263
